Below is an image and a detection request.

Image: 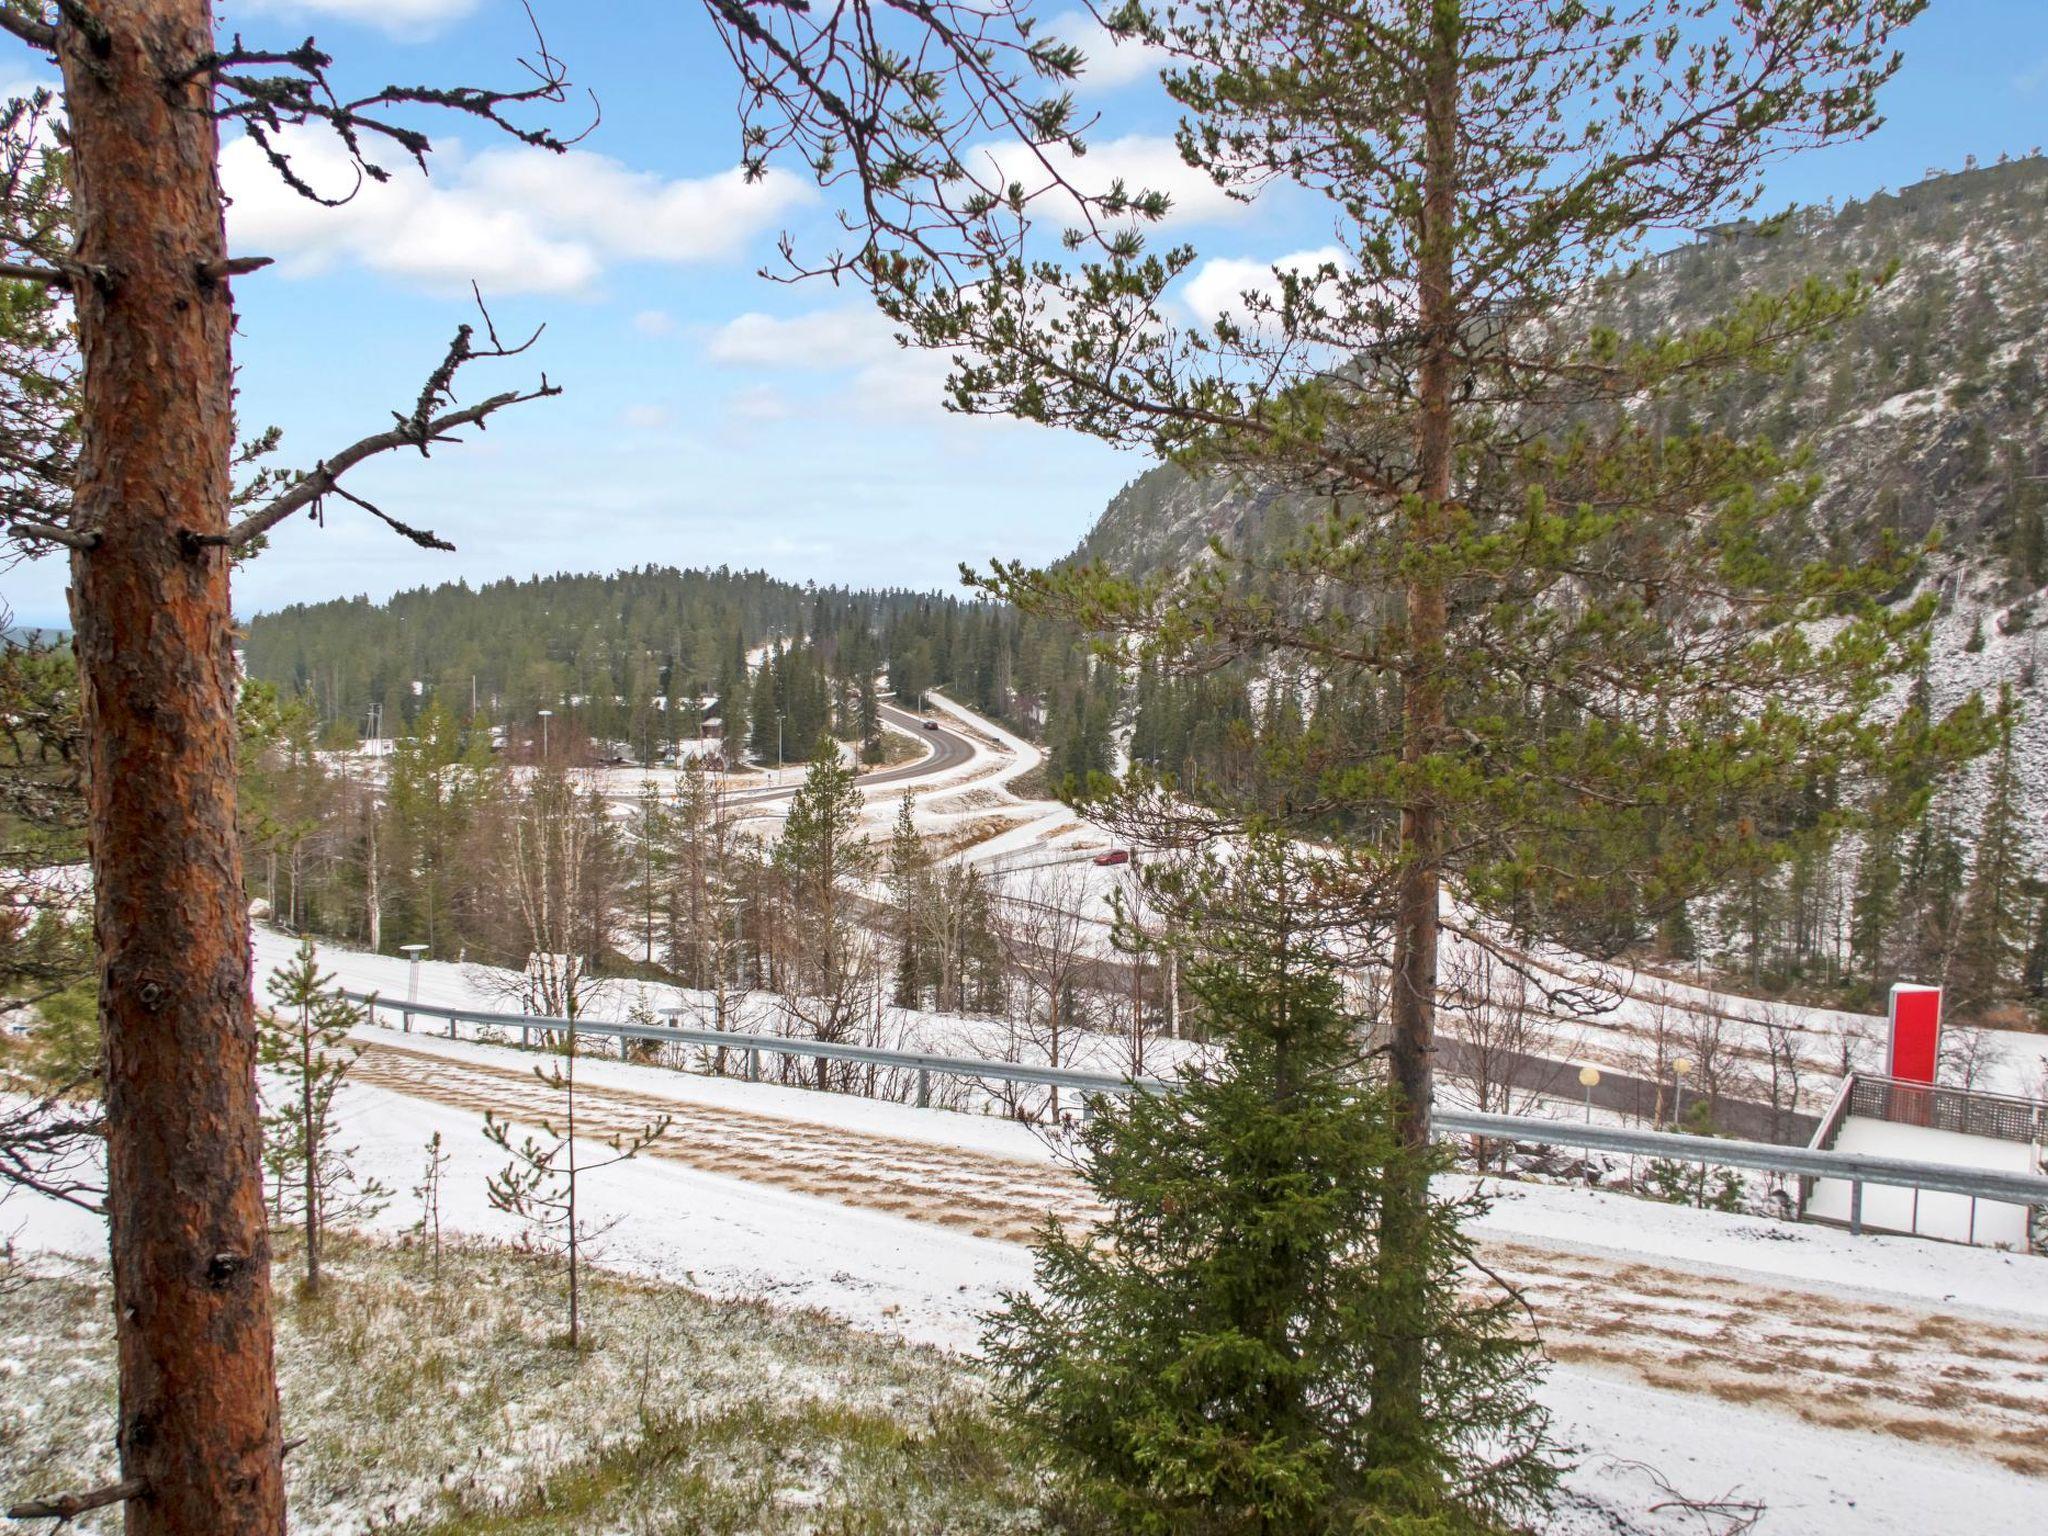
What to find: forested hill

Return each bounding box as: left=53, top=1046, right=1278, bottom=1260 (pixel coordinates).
left=238, top=566, right=1095, bottom=762
left=1077, top=153, right=2048, bottom=589
left=244, top=567, right=813, bottom=736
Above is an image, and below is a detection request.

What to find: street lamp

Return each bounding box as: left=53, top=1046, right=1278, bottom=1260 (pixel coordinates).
left=399, top=943, right=428, bottom=1034
left=1671, top=1056, right=1694, bottom=1130
left=537, top=708, right=553, bottom=759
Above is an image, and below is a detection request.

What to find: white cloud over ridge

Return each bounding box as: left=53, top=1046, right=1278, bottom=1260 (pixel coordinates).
left=706, top=307, right=959, bottom=422
left=1180, top=245, right=1351, bottom=327
left=221, top=130, right=813, bottom=296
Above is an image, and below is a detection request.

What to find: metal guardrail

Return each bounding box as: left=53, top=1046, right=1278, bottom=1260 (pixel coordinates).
left=347, top=992, right=2048, bottom=1218
left=347, top=991, right=1167, bottom=1105
left=1436, top=1107, right=2048, bottom=1208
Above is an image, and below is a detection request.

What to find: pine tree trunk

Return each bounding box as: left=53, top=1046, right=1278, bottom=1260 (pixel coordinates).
left=301, top=1006, right=320, bottom=1295
left=1370, top=4, right=1459, bottom=1486
left=59, top=3, right=285, bottom=1532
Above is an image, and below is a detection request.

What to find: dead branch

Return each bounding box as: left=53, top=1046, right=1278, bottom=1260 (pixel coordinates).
left=219, top=292, right=554, bottom=551
left=5, top=1475, right=144, bottom=1523
left=1441, top=915, right=1619, bottom=1018
left=194, top=4, right=593, bottom=206
left=0, top=6, right=56, bottom=56
left=5, top=518, right=95, bottom=551
left=1611, top=1458, right=1765, bottom=1535
left=0, top=1082, right=103, bottom=1213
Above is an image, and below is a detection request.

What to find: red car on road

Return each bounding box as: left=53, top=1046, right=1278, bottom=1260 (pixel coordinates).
left=1093, top=849, right=1131, bottom=867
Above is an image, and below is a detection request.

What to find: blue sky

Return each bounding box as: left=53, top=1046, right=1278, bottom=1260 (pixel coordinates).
left=3, top=0, right=2045, bottom=627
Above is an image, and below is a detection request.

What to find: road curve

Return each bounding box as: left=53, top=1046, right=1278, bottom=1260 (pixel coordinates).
left=720, top=703, right=978, bottom=808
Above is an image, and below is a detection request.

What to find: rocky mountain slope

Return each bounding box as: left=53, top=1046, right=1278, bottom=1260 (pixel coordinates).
left=1080, top=155, right=2047, bottom=585
left=1074, top=153, right=2048, bottom=824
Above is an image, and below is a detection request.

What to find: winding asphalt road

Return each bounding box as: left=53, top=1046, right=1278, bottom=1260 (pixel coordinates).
left=720, top=702, right=978, bottom=808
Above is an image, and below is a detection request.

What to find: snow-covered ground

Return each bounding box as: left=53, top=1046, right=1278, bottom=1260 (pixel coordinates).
left=9, top=1014, right=2046, bottom=1534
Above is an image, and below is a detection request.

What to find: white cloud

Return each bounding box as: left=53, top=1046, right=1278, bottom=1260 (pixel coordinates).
left=622, top=404, right=673, bottom=431
left=1180, top=245, right=1352, bottom=327
left=973, top=132, right=1245, bottom=229
left=705, top=307, right=957, bottom=421
left=727, top=384, right=792, bottom=424
left=1047, top=9, right=1169, bottom=91
left=240, top=1, right=481, bottom=37
left=220, top=130, right=813, bottom=296
left=633, top=309, right=676, bottom=337
left=706, top=309, right=894, bottom=370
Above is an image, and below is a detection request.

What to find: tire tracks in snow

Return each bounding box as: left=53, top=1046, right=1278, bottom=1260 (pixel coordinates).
left=354, top=1038, right=2048, bottom=1476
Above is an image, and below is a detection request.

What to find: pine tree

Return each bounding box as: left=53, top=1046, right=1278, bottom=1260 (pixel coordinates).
left=774, top=743, right=880, bottom=1082
left=986, top=841, right=1556, bottom=1533
left=897, top=1, right=1956, bottom=1485
left=1949, top=702, right=2033, bottom=1018
left=260, top=937, right=390, bottom=1296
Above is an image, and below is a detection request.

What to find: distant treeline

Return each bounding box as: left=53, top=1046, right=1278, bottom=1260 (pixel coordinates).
left=239, top=565, right=1118, bottom=776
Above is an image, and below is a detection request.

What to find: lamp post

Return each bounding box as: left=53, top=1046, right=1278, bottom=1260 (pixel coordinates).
left=537, top=708, right=552, bottom=760
left=1671, top=1055, right=1693, bottom=1131
left=1578, top=1064, right=1602, bottom=1172
left=399, top=942, right=428, bottom=1034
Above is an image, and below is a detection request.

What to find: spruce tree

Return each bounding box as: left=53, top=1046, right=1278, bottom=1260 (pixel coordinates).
left=987, top=840, right=1556, bottom=1534
left=1949, top=700, right=2032, bottom=1019
left=775, top=743, right=880, bottom=1079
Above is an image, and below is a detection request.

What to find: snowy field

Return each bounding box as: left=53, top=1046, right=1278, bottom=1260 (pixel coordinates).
left=10, top=1016, right=2046, bottom=1533
left=18, top=921, right=2048, bottom=1534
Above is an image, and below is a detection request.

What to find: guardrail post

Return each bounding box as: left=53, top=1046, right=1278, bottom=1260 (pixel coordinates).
left=748, top=1047, right=760, bottom=1083
left=448, top=1015, right=457, bottom=1040
left=522, top=1023, right=532, bottom=1048
left=1849, top=1179, right=1863, bottom=1236
left=917, top=1068, right=930, bottom=1109
left=402, top=1006, right=412, bottom=1034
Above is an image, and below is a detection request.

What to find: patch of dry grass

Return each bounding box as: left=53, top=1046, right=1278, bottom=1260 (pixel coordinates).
left=0, top=1235, right=1035, bottom=1536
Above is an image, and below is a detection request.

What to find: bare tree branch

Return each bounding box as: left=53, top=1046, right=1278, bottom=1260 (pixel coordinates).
left=219, top=293, right=555, bottom=551
left=6, top=1476, right=146, bottom=1523
left=195, top=3, right=593, bottom=206
left=6, top=517, right=95, bottom=551
left=0, top=259, right=64, bottom=285
left=0, top=5, right=57, bottom=56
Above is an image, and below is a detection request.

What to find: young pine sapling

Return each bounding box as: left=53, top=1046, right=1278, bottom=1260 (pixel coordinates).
left=484, top=1020, right=669, bottom=1349
left=260, top=937, right=391, bottom=1296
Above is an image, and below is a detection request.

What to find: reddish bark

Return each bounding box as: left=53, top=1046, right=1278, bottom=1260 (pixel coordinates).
left=60, top=3, right=284, bottom=1532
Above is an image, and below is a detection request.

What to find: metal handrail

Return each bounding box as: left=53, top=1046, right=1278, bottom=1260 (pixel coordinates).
left=346, top=991, right=2048, bottom=1214
left=1848, top=1074, right=2048, bottom=1146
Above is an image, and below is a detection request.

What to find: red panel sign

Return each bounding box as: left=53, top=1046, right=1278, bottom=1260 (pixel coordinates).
left=1887, top=984, right=1942, bottom=1085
